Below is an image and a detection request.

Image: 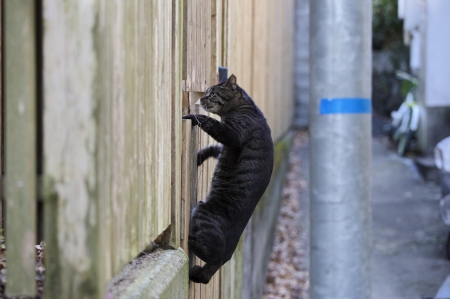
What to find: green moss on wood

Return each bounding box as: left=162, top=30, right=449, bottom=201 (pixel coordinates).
left=107, top=248, right=189, bottom=299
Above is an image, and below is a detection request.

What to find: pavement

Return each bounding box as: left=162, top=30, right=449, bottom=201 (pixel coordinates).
left=371, top=136, right=449, bottom=299
left=297, top=121, right=450, bottom=299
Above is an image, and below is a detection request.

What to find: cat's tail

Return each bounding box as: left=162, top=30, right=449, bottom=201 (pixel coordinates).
left=197, top=145, right=222, bottom=166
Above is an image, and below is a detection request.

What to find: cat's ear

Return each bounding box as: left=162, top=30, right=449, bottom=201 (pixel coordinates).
left=225, top=74, right=237, bottom=90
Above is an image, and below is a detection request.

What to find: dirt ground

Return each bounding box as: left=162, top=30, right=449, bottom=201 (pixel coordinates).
left=263, top=131, right=310, bottom=299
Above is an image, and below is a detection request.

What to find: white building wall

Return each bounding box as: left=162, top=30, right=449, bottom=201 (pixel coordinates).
left=403, top=0, right=422, bottom=32
left=423, top=0, right=450, bottom=107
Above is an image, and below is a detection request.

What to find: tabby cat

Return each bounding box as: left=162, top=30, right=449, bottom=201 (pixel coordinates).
left=182, top=75, right=274, bottom=284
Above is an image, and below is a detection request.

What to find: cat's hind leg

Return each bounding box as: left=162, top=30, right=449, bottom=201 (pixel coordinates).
left=197, top=145, right=222, bottom=166
left=189, top=263, right=221, bottom=284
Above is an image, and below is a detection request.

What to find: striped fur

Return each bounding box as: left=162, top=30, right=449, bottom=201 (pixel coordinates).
left=182, top=75, right=274, bottom=284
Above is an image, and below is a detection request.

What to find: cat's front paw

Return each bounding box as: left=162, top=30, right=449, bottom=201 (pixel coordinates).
left=182, top=114, right=200, bottom=126
left=182, top=114, right=207, bottom=127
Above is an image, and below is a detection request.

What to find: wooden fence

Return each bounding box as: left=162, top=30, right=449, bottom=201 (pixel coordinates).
left=1, top=0, right=295, bottom=298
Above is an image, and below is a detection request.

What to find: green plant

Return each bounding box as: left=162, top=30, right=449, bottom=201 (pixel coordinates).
left=372, top=0, right=404, bottom=50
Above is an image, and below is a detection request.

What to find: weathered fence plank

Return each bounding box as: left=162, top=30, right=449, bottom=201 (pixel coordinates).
left=43, top=1, right=99, bottom=298
left=180, top=121, right=192, bottom=253
left=4, top=0, right=37, bottom=296
left=186, top=0, right=216, bottom=92
left=95, top=0, right=175, bottom=287
left=171, top=0, right=184, bottom=249
left=0, top=0, right=3, bottom=241
left=36, top=0, right=296, bottom=297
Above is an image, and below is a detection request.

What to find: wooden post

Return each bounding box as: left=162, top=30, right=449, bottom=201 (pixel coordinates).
left=4, top=0, right=37, bottom=296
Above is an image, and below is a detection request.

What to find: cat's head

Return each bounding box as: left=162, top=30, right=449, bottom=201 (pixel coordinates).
left=200, top=74, right=244, bottom=116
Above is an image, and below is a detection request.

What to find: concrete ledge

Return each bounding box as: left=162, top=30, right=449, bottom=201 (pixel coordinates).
left=107, top=248, right=189, bottom=299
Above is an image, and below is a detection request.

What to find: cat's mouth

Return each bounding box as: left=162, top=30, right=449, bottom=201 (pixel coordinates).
left=200, top=97, right=223, bottom=114
left=201, top=102, right=211, bottom=109
left=200, top=100, right=214, bottom=111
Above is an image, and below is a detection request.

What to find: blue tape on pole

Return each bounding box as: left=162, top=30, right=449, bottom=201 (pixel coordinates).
left=320, top=98, right=372, bottom=114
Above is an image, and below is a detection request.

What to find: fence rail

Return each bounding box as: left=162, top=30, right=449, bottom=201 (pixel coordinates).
left=1, top=0, right=295, bottom=297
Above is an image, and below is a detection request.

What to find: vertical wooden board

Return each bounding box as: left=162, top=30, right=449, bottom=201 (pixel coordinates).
left=189, top=280, right=196, bottom=299
left=4, top=0, right=36, bottom=296
left=0, top=0, right=2, bottom=235
left=205, top=0, right=210, bottom=88
left=272, top=0, right=281, bottom=138
left=186, top=0, right=191, bottom=89
left=186, top=1, right=196, bottom=91
left=180, top=121, right=192, bottom=253
left=171, top=0, right=184, bottom=248
left=198, top=0, right=205, bottom=92
left=225, top=0, right=230, bottom=68
left=194, top=254, right=202, bottom=297
left=227, top=0, right=239, bottom=78
left=122, top=0, right=131, bottom=264
left=282, top=0, right=293, bottom=135
left=220, top=0, right=229, bottom=68
left=193, top=0, right=199, bottom=91
left=145, top=0, right=154, bottom=257
left=267, top=0, right=276, bottom=139
left=165, top=0, right=173, bottom=240
left=186, top=0, right=215, bottom=92
left=216, top=0, right=223, bottom=66
left=107, top=0, right=116, bottom=280
left=145, top=0, right=152, bottom=249
left=213, top=270, right=221, bottom=299
left=136, top=0, right=172, bottom=257
left=128, top=0, right=138, bottom=258
left=280, top=0, right=287, bottom=134
left=221, top=255, right=235, bottom=299
left=144, top=0, right=154, bottom=252
left=285, top=0, right=296, bottom=133
left=199, top=0, right=205, bottom=91
left=279, top=0, right=284, bottom=136
left=156, top=0, right=164, bottom=243
left=123, top=0, right=135, bottom=258
left=136, top=0, right=145, bottom=251
left=211, top=0, right=219, bottom=87
left=43, top=0, right=100, bottom=298
left=97, top=0, right=114, bottom=284
left=200, top=265, right=207, bottom=298
left=209, top=0, right=217, bottom=88
left=242, top=0, right=253, bottom=93
left=198, top=0, right=203, bottom=91
left=147, top=1, right=159, bottom=244
left=187, top=111, right=199, bottom=299
left=251, top=0, right=268, bottom=115
left=110, top=0, right=127, bottom=275
left=134, top=1, right=141, bottom=251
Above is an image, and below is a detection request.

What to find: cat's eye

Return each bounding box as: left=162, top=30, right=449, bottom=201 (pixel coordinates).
left=210, top=93, right=216, bottom=98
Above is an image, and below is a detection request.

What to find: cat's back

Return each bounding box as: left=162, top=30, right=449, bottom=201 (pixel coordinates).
left=214, top=105, right=273, bottom=199
left=239, top=108, right=273, bottom=179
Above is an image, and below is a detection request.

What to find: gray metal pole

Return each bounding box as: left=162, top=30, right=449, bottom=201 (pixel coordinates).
left=309, top=1, right=372, bottom=299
